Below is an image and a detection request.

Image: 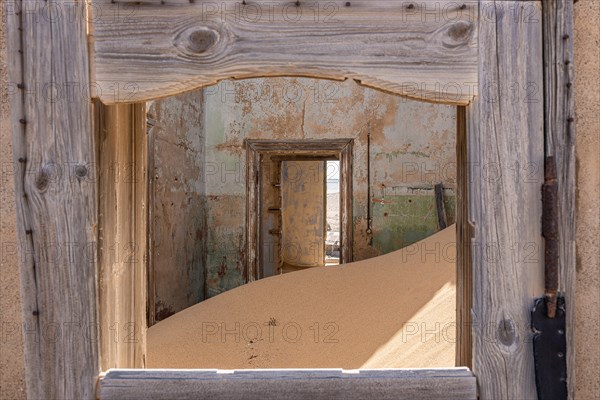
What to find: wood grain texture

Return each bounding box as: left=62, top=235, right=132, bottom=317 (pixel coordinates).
left=100, top=368, right=477, bottom=400
left=97, top=103, right=147, bottom=369
left=90, top=0, right=478, bottom=105
left=468, top=1, right=545, bottom=399
left=5, top=0, right=100, bottom=398
left=455, top=105, right=472, bottom=368
left=542, top=0, right=576, bottom=397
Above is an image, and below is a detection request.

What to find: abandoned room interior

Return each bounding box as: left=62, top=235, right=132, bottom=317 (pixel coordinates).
left=141, top=77, right=459, bottom=368
left=146, top=78, right=456, bottom=314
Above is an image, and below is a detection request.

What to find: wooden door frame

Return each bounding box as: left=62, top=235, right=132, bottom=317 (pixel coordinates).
left=246, top=139, right=353, bottom=282
left=5, top=0, right=575, bottom=399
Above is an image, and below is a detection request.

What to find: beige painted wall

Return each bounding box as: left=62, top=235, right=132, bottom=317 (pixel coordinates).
left=0, top=3, right=598, bottom=399
left=574, top=1, right=600, bottom=398
left=202, top=78, right=457, bottom=297
left=0, top=3, right=26, bottom=398
left=147, top=93, right=207, bottom=323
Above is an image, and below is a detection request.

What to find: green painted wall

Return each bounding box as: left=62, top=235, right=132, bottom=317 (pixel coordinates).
left=156, top=77, right=457, bottom=298
left=372, top=193, right=456, bottom=254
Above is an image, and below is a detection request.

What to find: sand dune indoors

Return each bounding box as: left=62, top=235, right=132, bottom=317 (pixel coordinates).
left=147, top=225, right=457, bottom=369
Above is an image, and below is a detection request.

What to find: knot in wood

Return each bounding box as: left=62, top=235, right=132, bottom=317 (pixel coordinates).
left=444, top=21, right=473, bottom=47
left=36, top=168, right=51, bottom=191
left=497, top=318, right=516, bottom=347
left=75, top=164, right=88, bottom=179
left=186, top=28, right=218, bottom=54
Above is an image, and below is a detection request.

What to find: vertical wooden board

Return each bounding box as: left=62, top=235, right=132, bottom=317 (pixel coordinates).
left=542, top=1, right=576, bottom=397
left=469, top=1, right=544, bottom=399
left=245, top=146, right=260, bottom=281
left=97, top=103, right=147, bottom=369
left=339, top=142, right=353, bottom=264
left=259, top=156, right=281, bottom=278
left=456, top=106, right=472, bottom=368
left=132, top=103, right=148, bottom=367
left=6, top=0, right=99, bottom=398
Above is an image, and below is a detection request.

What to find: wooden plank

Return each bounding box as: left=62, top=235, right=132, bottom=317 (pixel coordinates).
left=5, top=0, right=99, bottom=398
left=100, top=368, right=477, bottom=400
left=111, top=0, right=190, bottom=4
left=246, top=144, right=260, bottom=281
left=97, top=103, right=147, bottom=369
left=468, top=1, right=545, bottom=398
left=339, top=141, right=353, bottom=264
left=259, top=155, right=281, bottom=277
left=90, top=0, right=478, bottom=105
left=541, top=1, right=576, bottom=398
left=455, top=105, right=472, bottom=368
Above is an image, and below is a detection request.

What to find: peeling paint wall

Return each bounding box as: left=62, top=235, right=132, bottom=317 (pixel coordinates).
left=147, top=91, right=206, bottom=322
left=201, top=78, right=457, bottom=296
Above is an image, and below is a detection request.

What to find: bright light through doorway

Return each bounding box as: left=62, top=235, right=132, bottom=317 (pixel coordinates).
left=326, top=160, right=340, bottom=265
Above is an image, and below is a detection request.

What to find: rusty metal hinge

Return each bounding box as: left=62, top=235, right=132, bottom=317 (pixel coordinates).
left=542, top=156, right=559, bottom=318
left=532, top=156, right=567, bottom=400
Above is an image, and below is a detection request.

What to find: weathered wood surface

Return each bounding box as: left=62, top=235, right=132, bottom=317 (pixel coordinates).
left=468, top=1, right=544, bottom=399
left=90, top=0, right=478, bottom=105
left=97, top=103, right=147, bottom=369
left=338, top=141, right=353, bottom=264
left=100, top=368, right=477, bottom=400
left=455, top=105, right=472, bottom=368
left=5, top=0, right=99, bottom=398
left=542, top=0, right=575, bottom=398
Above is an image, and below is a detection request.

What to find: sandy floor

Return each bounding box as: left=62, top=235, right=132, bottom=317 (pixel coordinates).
left=148, top=225, right=456, bottom=369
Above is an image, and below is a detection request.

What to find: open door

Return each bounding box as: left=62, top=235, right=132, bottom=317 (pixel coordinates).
left=280, top=161, right=326, bottom=273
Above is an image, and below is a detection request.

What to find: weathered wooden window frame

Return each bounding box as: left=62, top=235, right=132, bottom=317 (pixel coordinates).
left=5, top=0, right=575, bottom=399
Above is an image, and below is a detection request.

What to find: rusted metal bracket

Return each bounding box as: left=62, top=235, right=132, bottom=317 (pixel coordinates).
left=532, top=155, right=567, bottom=400
left=542, top=156, right=559, bottom=318
left=532, top=297, right=568, bottom=400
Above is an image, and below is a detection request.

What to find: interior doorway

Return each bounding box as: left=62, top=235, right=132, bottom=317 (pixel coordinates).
left=263, top=158, right=330, bottom=276
left=259, top=158, right=341, bottom=275
left=246, top=139, right=353, bottom=281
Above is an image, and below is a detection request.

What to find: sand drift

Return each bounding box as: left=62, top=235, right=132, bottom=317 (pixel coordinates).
left=148, top=225, right=457, bottom=369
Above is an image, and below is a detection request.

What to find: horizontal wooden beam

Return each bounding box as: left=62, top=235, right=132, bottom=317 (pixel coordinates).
left=99, top=368, right=477, bottom=400
left=90, top=0, right=478, bottom=105
left=246, top=138, right=352, bottom=153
